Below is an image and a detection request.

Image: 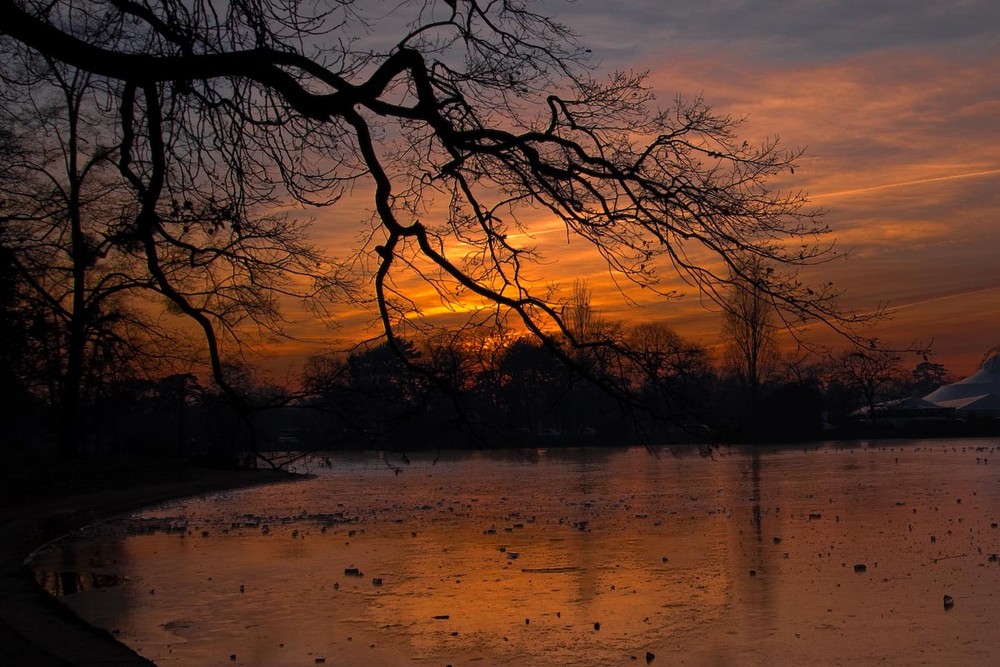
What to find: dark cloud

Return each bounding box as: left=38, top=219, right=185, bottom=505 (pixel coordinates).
left=552, top=0, right=1000, bottom=63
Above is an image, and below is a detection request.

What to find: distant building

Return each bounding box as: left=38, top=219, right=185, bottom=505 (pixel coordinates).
left=852, top=396, right=953, bottom=420
left=924, top=349, right=1000, bottom=417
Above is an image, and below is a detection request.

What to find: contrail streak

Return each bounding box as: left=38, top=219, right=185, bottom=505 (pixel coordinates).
left=882, top=285, right=1000, bottom=314
left=813, top=168, right=1000, bottom=200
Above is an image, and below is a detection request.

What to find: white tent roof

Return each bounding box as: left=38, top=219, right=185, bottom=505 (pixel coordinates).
left=933, top=394, right=1000, bottom=411
left=851, top=395, right=945, bottom=416
left=924, top=351, right=1000, bottom=411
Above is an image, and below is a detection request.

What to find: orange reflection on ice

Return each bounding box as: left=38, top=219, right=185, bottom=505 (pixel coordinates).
left=31, top=442, right=1000, bottom=666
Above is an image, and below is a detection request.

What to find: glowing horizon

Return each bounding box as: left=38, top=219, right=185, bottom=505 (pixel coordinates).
left=251, top=1, right=1000, bottom=381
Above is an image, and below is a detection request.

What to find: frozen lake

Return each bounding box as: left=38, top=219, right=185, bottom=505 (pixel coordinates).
left=31, top=440, right=1000, bottom=666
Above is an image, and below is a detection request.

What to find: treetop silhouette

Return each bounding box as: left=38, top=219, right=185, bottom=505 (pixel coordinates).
left=1, top=0, right=875, bottom=456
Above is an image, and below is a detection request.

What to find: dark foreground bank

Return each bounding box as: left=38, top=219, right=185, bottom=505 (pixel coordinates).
left=0, top=459, right=302, bottom=666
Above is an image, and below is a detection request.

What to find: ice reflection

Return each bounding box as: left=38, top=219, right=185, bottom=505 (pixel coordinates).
left=30, top=441, right=1000, bottom=666
left=36, top=570, right=127, bottom=596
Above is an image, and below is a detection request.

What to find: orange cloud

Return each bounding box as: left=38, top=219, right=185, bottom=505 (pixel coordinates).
left=250, top=37, right=1000, bottom=380
left=632, top=47, right=1000, bottom=371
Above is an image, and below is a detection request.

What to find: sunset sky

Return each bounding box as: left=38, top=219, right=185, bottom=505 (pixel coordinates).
left=579, top=0, right=1000, bottom=375
left=278, top=0, right=1000, bottom=379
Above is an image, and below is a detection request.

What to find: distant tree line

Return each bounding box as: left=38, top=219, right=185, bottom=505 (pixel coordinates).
left=293, top=330, right=975, bottom=450
left=0, top=275, right=969, bottom=461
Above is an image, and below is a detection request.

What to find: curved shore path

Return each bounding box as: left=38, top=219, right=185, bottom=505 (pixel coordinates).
left=0, top=467, right=301, bottom=666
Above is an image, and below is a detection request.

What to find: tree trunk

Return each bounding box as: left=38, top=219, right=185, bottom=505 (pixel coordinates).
left=56, top=370, right=81, bottom=457
left=58, top=83, right=87, bottom=459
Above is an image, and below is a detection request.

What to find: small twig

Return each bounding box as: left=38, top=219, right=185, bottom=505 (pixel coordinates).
left=932, top=553, right=968, bottom=563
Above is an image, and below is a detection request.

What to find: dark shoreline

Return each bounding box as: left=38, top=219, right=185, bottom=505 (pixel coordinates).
left=0, top=463, right=303, bottom=666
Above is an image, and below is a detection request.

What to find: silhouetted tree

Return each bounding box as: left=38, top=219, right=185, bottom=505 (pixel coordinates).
left=0, top=38, right=344, bottom=457
left=619, top=322, right=714, bottom=423
left=910, top=360, right=950, bottom=397
left=0, top=244, right=36, bottom=445
left=565, top=279, right=596, bottom=343
left=0, top=0, right=894, bottom=457
left=721, top=258, right=779, bottom=410
left=0, top=59, right=159, bottom=456
left=303, top=341, right=433, bottom=446
left=831, top=347, right=908, bottom=415
left=2, top=0, right=873, bottom=398
left=496, top=338, right=571, bottom=437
